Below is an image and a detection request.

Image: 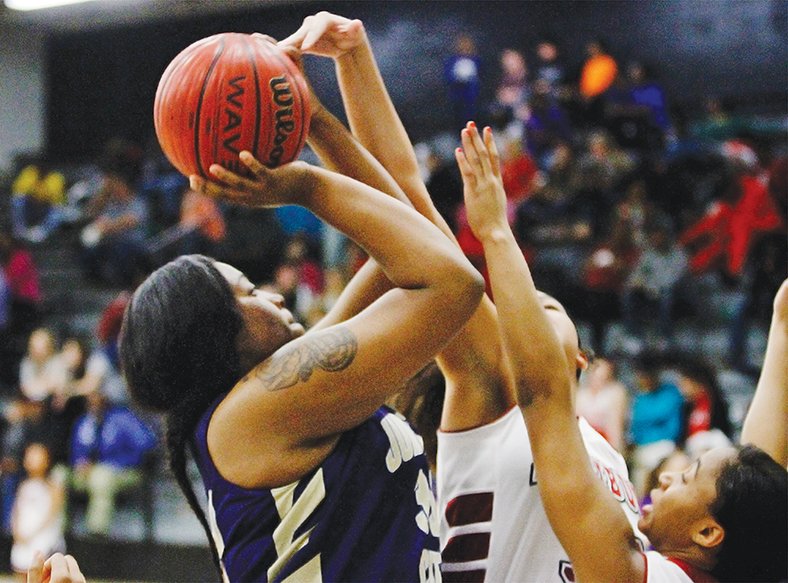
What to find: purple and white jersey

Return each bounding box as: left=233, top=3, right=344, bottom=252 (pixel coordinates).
left=193, top=402, right=442, bottom=582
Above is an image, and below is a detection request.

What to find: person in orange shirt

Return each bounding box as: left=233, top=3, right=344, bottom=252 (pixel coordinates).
left=580, top=39, right=618, bottom=99
left=146, top=187, right=226, bottom=262
left=179, top=187, right=226, bottom=253
left=579, top=39, right=618, bottom=127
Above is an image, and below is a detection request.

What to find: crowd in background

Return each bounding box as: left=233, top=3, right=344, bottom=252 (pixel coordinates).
left=0, top=25, right=785, bottom=571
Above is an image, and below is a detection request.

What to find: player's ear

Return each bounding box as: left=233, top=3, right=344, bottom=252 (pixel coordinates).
left=576, top=347, right=592, bottom=376
left=692, top=517, right=725, bottom=550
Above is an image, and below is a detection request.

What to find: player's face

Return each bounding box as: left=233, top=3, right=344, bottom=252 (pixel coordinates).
left=638, top=446, right=736, bottom=551
left=214, top=262, right=304, bottom=359
left=537, top=292, right=584, bottom=377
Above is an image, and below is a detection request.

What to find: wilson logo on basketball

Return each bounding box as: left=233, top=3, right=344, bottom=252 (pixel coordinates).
left=269, top=75, right=296, bottom=167
left=220, top=76, right=246, bottom=174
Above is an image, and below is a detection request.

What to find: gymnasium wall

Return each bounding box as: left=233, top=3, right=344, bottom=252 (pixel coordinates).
left=12, top=0, right=788, bottom=165
left=0, top=25, right=45, bottom=172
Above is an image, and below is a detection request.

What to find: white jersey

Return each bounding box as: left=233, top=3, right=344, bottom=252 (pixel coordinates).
left=437, top=407, right=646, bottom=583
left=644, top=552, right=696, bottom=582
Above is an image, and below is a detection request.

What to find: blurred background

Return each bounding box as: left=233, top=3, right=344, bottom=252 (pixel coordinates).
left=0, top=0, right=785, bottom=580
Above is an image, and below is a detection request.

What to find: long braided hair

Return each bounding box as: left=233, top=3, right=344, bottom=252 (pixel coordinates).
left=119, top=255, right=244, bottom=577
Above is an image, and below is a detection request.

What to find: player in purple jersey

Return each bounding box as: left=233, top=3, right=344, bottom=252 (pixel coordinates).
left=118, top=38, right=483, bottom=580
left=458, top=122, right=787, bottom=583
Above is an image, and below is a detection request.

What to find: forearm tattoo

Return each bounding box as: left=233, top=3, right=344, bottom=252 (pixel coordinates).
left=256, top=326, right=358, bottom=391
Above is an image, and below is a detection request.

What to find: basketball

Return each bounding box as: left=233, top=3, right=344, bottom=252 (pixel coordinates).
left=154, top=32, right=311, bottom=178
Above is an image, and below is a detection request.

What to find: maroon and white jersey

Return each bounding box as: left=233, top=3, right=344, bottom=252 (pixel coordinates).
left=644, top=552, right=700, bottom=582
left=437, top=407, right=646, bottom=583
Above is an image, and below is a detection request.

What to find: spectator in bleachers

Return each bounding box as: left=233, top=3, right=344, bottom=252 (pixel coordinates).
left=612, top=178, right=655, bottom=248
left=303, top=267, right=348, bottom=328
left=19, top=328, right=64, bottom=404
left=541, top=141, right=581, bottom=194
left=444, top=32, right=482, bottom=131
left=578, top=38, right=618, bottom=126
left=489, top=48, right=529, bottom=127
left=10, top=442, right=65, bottom=576
left=675, top=359, right=732, bottom=448
left=0, top=234, right=42, bottom=338
left=523, top=80, right=573, bottom=169
left=62, top=336, right=126, bottom=407
left=139, top=139, right=189, bottom=232
left=515, top=151, right=593, bottom=251
left=69, top=390, right=156, bottom=537
left=727, top=157, right=787, bottom=371
left=79, top=152, right=149, bottom=288
left=42, top=337, right=90, bottom=479
left=681, top=166, right=783, bottom=280
left=621, top=218, right=688, bottom=346
left=95, top=289, right=131, bottom=374
left=0, top=270, right=13, bottom=402
left=625, top=61, right=672, bottom=149
left=10, top=157, right=67, bottom=245
left=628, top=353, right=685, bottom=496
left=0, top=269, right=9, bottom=339
left=575, top=356, right=629, bottom=451
left=577, top=130, right=636, bottom=199
left=146, top=186, right=227, bottom=265
left=580, top=216, right=640, bottom=350
left=534, top=38, right=565, bottom=98
left=1, top=399, right=49, bottom=534
left=499, top=133, right=539, bottom=202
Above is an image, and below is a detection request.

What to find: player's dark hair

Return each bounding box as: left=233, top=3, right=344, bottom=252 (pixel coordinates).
left=119, top=254, right=243, bottom=578
left=710, top=444, right=787, bottom=582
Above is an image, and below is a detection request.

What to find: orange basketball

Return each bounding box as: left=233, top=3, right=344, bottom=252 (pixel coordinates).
left=154, top=33, right=311, bottom=178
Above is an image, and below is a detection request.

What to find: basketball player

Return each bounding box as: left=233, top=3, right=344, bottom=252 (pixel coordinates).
left=458, top=122, right=787, bottom=582
left=282, top=12, right=646, bottom=581
left=119, top=73, right=484, bottom=581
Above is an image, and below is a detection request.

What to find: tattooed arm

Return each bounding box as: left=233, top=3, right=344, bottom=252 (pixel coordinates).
left=198, top=154, right=484, bottom=487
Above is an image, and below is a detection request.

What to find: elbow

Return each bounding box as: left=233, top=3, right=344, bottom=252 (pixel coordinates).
left=456, top=265, right=485, bottom=314
left=438, top=262, right=484, bottom=324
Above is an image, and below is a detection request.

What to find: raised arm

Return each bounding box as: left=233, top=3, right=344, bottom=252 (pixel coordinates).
left=458, top=124, right=645, bottom=583
left=193, top=154, right=484, bottom=486
left=281, top=12, right=513, bottom=429
left=741, top=278, right=788, bottom=466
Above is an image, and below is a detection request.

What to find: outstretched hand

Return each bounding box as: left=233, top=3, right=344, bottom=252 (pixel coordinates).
left=190, top=152, right=310, bottom=208
left=279, top=11, right=365, bottom=59
left=27, top=552, right=86, bottom=583
left=253, top=33, right=326, bottom=119
left=455, top=123, right=509, bottom=242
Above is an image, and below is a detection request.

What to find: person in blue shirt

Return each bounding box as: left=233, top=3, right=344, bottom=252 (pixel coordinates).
left=69, top=390, right=156, bottom=536
left=628, top=353, right=685, bottom=496
left=444, top=33, right=482, bottom=132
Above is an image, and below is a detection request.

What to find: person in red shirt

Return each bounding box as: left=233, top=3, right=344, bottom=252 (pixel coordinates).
left=675, top=359, right=732, bottom=446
